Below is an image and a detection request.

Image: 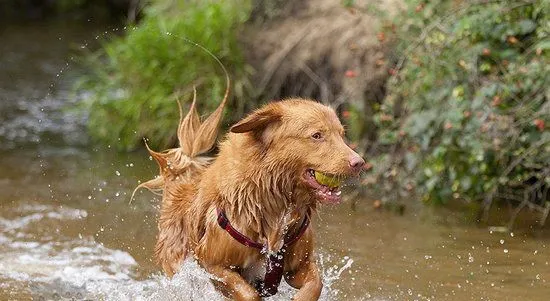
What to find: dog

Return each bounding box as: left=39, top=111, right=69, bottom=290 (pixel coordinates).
left=135, top=88, right=364, bottom=300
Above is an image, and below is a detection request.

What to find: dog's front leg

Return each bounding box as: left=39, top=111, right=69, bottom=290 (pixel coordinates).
left=285, top=260, right=323, bottom=301
left=204, top=264, right=261, bottom=301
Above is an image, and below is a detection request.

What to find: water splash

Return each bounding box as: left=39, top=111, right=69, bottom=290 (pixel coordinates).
left=80, top=255, right=354, bottom=301
left=0, top=203, right=356, bottom=300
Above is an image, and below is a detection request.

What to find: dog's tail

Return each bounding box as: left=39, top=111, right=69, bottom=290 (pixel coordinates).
left=131, top=80, right=229, bottom=202
left=130, top=38, right=230, bottom=202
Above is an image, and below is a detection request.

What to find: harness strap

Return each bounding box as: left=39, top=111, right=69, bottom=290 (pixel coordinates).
left=216, top=209, right=264, bottom=250
left=257, top=250, right=285, bottom=296
left=216, top=208, right=310, bottom=297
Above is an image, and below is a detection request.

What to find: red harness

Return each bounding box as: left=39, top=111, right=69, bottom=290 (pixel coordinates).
left=216, top=209, right=310, bottom=297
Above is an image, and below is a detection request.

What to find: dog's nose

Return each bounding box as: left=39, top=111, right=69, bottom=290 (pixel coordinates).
left=349, top=155, right=365, bottom=171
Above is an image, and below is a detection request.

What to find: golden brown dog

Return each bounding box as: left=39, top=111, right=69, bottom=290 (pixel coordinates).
left=135, top=89, right=364, bottom=300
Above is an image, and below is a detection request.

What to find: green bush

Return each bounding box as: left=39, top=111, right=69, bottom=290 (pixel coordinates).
left=78, top=0, right=253, bottom=151
left=371, top=0, right=549, bottom=205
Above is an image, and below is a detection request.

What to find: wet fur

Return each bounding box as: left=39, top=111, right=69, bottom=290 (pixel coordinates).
left=136, top=93, right=361, bottom=300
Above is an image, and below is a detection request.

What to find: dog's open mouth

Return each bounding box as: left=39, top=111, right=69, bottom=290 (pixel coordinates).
left=303, top=169, right=344, bottom=204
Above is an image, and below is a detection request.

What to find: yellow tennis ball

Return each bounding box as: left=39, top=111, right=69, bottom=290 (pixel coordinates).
left=314, top=171, right=341, bottom=188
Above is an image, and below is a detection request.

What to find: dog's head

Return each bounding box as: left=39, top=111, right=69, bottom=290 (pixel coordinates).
left=230, top=99, right=364, bottom=204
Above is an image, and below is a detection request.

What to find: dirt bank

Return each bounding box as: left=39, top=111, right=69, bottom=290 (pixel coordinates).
left=242, top=0, right=403, bottom=141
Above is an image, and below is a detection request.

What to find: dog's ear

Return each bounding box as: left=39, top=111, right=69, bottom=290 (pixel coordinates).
left=230, top=105, right=282, bottom=133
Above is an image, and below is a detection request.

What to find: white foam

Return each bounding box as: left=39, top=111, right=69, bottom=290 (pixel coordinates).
left=87, top=260, right=223, bottom=301
left=51, top=265, right=133, bottom=287
left=7, top=241, right=41, bottom=249
left=0, top=204, right=87, bottom=232
left=0, top=213, right=44, bottom=231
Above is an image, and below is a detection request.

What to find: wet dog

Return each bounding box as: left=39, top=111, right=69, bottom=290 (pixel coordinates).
left=135, top=90, right=364, bottom=300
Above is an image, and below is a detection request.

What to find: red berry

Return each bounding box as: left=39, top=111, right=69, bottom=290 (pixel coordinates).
left=534, top=119, right=545, bottom=131
left=345, top=70, right=357, bottom=78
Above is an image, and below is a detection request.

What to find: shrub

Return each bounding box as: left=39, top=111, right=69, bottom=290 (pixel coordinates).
left=371, top=0, right=549, bottom=210
left=78, top=0, right=253, bottom=151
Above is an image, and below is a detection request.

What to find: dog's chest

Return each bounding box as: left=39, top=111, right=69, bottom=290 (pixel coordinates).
left=242, top=257, right=267, bottom=283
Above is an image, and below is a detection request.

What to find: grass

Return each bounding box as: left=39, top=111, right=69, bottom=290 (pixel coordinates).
left=77, top=0, right=253, bottom=151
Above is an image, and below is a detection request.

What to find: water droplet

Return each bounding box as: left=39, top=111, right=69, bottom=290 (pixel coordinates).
left=115, top=170, right=121, bottom=176
left=504, top=249, right=509, bottom=253
left=500, top=239, right=505, bottom=244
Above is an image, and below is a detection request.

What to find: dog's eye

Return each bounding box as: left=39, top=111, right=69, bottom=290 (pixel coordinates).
left=311, top=132, right=322, bottom=140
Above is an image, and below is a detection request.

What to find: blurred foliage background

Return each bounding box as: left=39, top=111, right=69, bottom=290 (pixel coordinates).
left=369, top=0, right=549, bottom=226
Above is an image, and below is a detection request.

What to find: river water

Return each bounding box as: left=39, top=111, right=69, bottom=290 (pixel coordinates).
left=0, top=19, right=549, bottom=301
